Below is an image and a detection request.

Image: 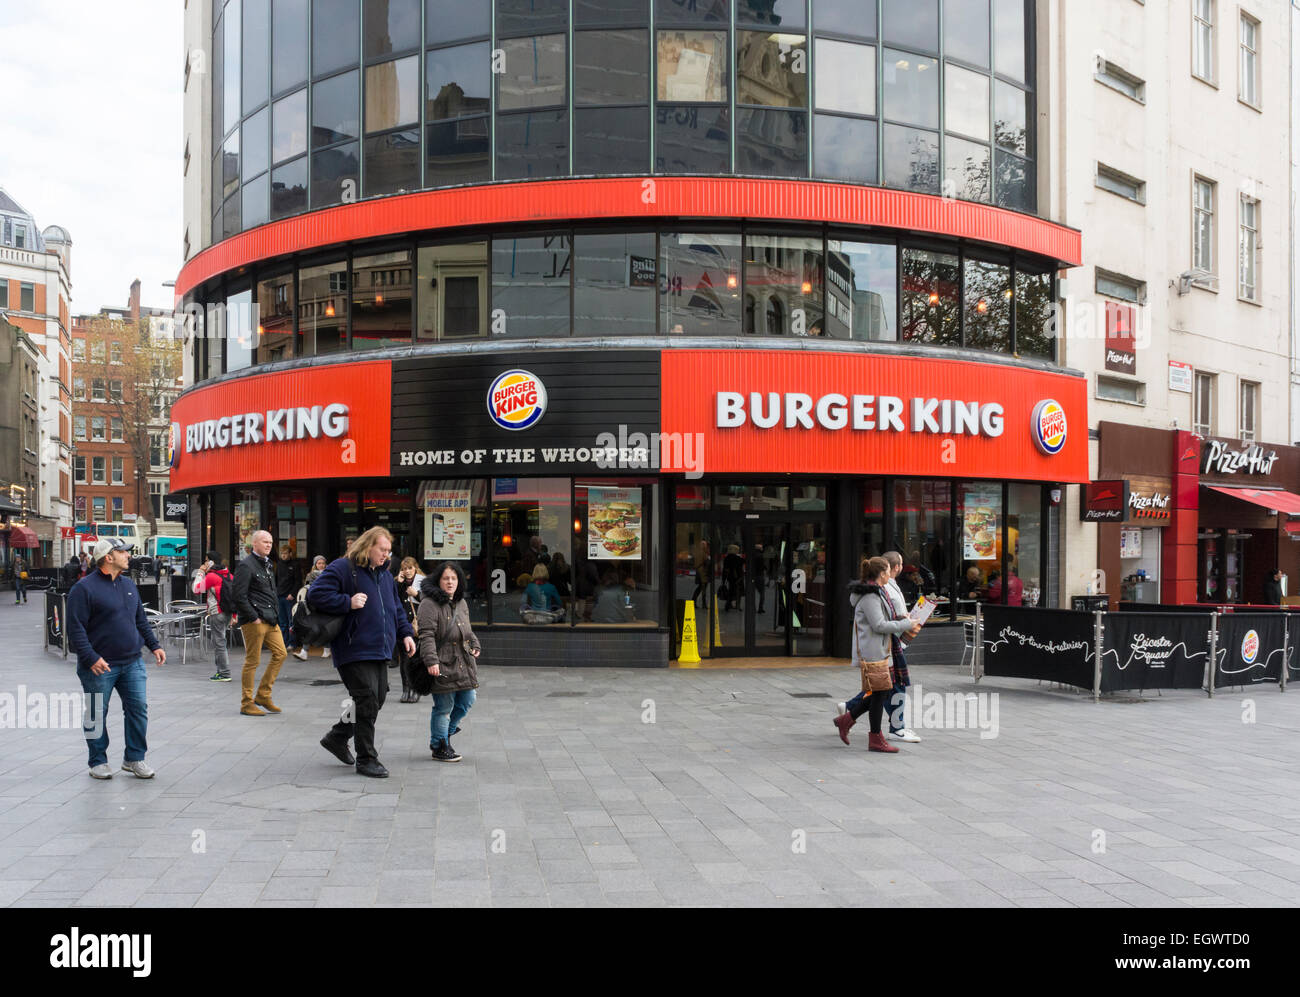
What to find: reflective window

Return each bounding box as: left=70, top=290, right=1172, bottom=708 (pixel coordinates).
left=900, top=247, right=959, bottom=344
left=993, top=80, right=1028, bottom=156
left=311, top=142, right=360, bottom=206
left=815, top=39, right=875, bottom=116
left=963, top=256, right=1010, bottom=351
left=825, top=239, right=896, bottom=341
left=365, top=56, right=419, bottom=131
left=299, top=260, right=347, bottom=355
left=243, top=0, right=270, bottom=110
left=575, top=108, right=650, bottom=173
left=426, top=117, right=491, bottom=185
left=364, top=0, right=420, bottom=59
left=272, top=88, right=307, bottom=163
left=883, top=50, right=938, bottom=128
left=882, top=124, right=939, bottom=193
left=257, top=271, right=296, bottom=363
left=945, top=63, right=990, bottom=141
left=427, top=0, right=489, bottom=43
left=655, top=0, right=727, bottom=24
left=735, top=108, right=807, bottom=177
left=212, top=13, right=225, bottom=148
left=738, top=0, right=805, bottom=28
left=1014, top=261, right=1055, bottom=359
left=223, top=132, right=240, bottom=200
left=226, top=288, right=255, bottom=371
left=993, top=0, right=1028, bottom=83
left=496, top=110, right=569, bottom=179
left=426, top=42, right=490, bottom=120
left=656, top=104, right=729, bottom=172
left=574, top=232, right=657, bottom=336
left=415, top=480, right=489, bottom=623
left=882, top=0, right=937, bottom=52
left=312, top=70, right=360, bottom=146
left=660, top=231, right=742, bottom=335
left=945, top=0, right=990, bottom=69
left=223, top=193, right=242, bottom=239
left=364, top=129, right=420, bottom=195
left=575, top=480, right=660, bottom=627
left=417, top=241, right=488, bottom=340
left=657, top=31, right=728, bottom=102
left=314, top=0, right=360, bottom=77
left=994, top=150, right=1033, bottom=212
left=270, top=155, right=308, bottom=218
left=351, top=249, right=413, bottom=349
left=223, top=2, right=241, bottom=135
left=272, top=0, right=309, bottom=94
left=737, top=32, right=808, bottom=107
left=813, top=0, right=876, bottom=39
left=575, top=30, right=649, bottom=104
left=575, top=0, right=648, bottom=27
left=491, top=477, right=572, bottom=625
left=492, top=234, right=572, bottom=337
left=892, top=480, right=951, bottom=604
left=242, top=106, right=269, bottom=181
left=744, top=234, right=823, bottom=336
left=496, top=0, right=567, bottom=36
left=814, top=115, right=877, bottom=183
left=497, top=35, right=567, bottom=110
left=945, top=135, right=990, bottom=202
left=1006, top=484, right=1041, bottom=607
left=243, top=171, right=270, bottom=228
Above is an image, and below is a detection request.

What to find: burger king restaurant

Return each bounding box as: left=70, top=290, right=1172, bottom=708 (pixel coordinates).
left=169, top=346, right=1088, bottom=667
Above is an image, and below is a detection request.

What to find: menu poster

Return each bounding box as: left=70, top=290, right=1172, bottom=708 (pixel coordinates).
left=588, top=487, right=643, bottom=560
left=1119, top=529, right=1142, bottom=559
left=962, top=490, right=1000, bottom=561
left=424, top=488, right=473, bottom=560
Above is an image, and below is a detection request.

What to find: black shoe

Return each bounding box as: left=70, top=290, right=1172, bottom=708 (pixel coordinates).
left=431, top=741, right=462, bottom=763
left=356, top=759, right=389, bottom=778
left=320, top=735, right=355, bottom=766
left=452, top=726, right=460, bottom=736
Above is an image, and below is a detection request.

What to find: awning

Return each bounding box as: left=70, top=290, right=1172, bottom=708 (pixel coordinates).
left=1206, top=485, right=1300, bottom=516
left=0, top=496, right=21, bottom=514
left=4, top=525, right=38, bottom=548
left=1285, top=522, right=1300, bottom=536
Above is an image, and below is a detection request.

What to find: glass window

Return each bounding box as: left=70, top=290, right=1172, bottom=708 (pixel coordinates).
left=92, top=457, right=106, bottom=483
left=1014, top=260, right=1055, bottom=360
left=497, top=34, right=567, bottom=110
left=351, top=250, right=413, bottom=349
left=272, top=0, right=310, bottom=93
left=993, top=150, right=1032, bottom=213
left=660, top=231, right=742, bottom=336
left=242, top=106, right=269, bottom=181
left=426, top=41, right=490, bottom=120
left=311, top=143, right=359, bottom=206
left=314, top=0, right=360, bottom=76
left=270, top=155, right=308, bottom=218
left=892, top=480, right=950, bottom=604
left=825, top=239, right=896, bottom=341
left=737, top=32, right=808, bottom=107
left=575, top=30, right=649, bottom=104
left=574, top=232, right=657, bottom=336
left=883, top=124, right=939, bottom=193
left=945, top=135, right=990, bottom=202
left=417, top=241, right=488, bottom=340
left=958, top=481, right=1002, bottom=605
left=416, top=480, right=489, bottom=623
left=1005, top=484, right=1041, bottom=607
left=714, top=485, right=788, bottom=511
left=496, top=110, right=569, bottom=179
left=93, top=497, right=106, bottom=520
left=223, top=192, right=242, bottom=239
left=243, top=0, right=270, bottom=109
left=427, top=0, right=490, bottom=44
left=225, top=288, right=255, bottom=371
left=814, top=114, right=877, bottom=183
left=1193, top=371, right=1215, bottom=436
left=223, top=2, right=241, bottom=136
left=576, top=0, right=649, bottom=26
left=496, top=0, right=567, bottom=36
left=735, top=107, right=807, bottom=176
left=883, top=0, right=937, bottom=52
left=109, top=379, right=123, bottom=402
left=813, top=0, right=875, bottom=38
left=272, top=88, right=308, bottom=163
left=312, top=70, right=360, bottom=146
left=206, top=303, right=225, bottom=377
left=1193, top=176, right=1215, bottom=273
left=657, top=31, right=728, bottom=102
left=74, top=378, right=86, bottom=401
left=815, top=39, right=874, bottom=116
left=900, top=246, right=959, bottom=344
left=299, top=260, right=348, bottom=354
left=492, top=234, right=572, bottom=337
left=575, top=107, right=650, bottom=173
left=744, top=234, right=823, bottom=336
left=74, top=454, right=86, bottom=481
left=1193, top=0, right=1214, bottom=82
left=364, top=129, right=420, bottom=195
left=1240, top=381, right=1258, bottom=443
left=236, top=487, right=263, bottom=555
left=945, top=0, right=990, bottom=69
left=1239, top=13, right=1259, bottom=106
left=257, top=271, right=296, bottom=363
left=426, top=117, right=491, bottom=185
left=656, top=104, right=730, bottom=172
left=946, top=63, right=990, bottom=141
left=963, top=256, right=1010, bottom=351
left=993, top=0, right=1027, bottom=83
left=112, top=457, right=124, bottom=485
left=212, top=13, right=224, bottom=149
left=364, top=0, right=420, bottom=58
left=365, top=55, right=419, bottom=130
left=492, top=477, right=572, bottom=625
left=993, top=80, right=1028, bottom=155
left=73, top=339, right=84, bottom=362
left=738, top=0, right=804, bottom=27
left=91, top=417, right=105, bottom=442
left=223, top=131, right=240, bottom=200
left=575, top=480, right=660, bottom=627
left=883, top=50, right=938, bottom=128
left=656, top=0, right=727, bottom=23
left=111, top=417, right=123, bottom=441
left=1239, top=195, right=1258, bottom=301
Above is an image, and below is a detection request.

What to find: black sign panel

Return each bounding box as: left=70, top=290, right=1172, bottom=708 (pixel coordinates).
left=982, top=607, right=1095, bottom=690
left=391, top=352, right=661, bottom=477
left=1080, top=480, right=1129, bottom=522
left=1101, top=613, right=1211, bottom=692
left=163, top=494, right=188, bottom=522
left=1216, top=614, right=1285, bottom=687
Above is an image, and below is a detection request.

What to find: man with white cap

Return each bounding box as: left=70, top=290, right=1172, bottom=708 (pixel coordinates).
left=66, top=537, right=166, bottom=779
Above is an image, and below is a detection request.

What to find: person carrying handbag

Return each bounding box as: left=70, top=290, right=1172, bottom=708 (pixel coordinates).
left=395, top=557, right=423, bottom=702
left=417, top=561, right=481, bottom=763
left=833, top=557, right=919, bottom=753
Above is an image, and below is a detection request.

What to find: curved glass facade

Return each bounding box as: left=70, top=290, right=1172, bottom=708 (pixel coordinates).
left=210, top=0, right=1037, bottom=241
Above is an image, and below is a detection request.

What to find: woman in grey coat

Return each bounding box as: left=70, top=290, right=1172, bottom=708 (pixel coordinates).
left=417, top=561, right=481, bottom=763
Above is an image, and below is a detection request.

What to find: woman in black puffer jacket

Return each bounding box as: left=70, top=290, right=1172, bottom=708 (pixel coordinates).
left=417, top=561, right=481, bottom=763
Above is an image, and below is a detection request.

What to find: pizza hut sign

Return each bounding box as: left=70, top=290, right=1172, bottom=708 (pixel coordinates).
left=1202, top=440, right=1278, bottom=477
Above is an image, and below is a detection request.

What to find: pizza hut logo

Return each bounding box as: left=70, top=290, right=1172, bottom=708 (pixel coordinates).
left=1241, top=629, right=1259, bottom=664
left=1031, top=400, right=1067, bottom=455
left=1180, top=446, right=1198, bottom=464
left=1093, top=488, right=1118, bottom=501
left=487, top=370, right=547, bottom=431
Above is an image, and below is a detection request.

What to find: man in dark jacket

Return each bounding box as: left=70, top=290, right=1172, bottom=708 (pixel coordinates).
left=66, top=537, right=166, bottom=779
left=309, top=526, right=415, bottom=778
left=230, top=530, right=287, bottom=716
left=275, top=548, right=304, bottom=657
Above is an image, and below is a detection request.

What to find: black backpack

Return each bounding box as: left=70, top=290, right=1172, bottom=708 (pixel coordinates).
left=214, top=568, right=237, bottom=615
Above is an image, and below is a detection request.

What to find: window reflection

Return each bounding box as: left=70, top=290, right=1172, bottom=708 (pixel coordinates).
left=314, top=0, right=360, bottom=77
left=363, top=129, right=420, bottom=195
left=900, top=247, right=959, bottom=344
left=312, top=70, right=360, bottom=146
left=426, top=42, right=490, bottom=119
left=815, top=39, right=875, bottom=116
left=963, top=256, right=1010, bottom=352
left=225, top=288, right=254, bottom=371
left=882, top=124, right=939, bottom=193
left=497, top=34, right=567, bottom=110
left=492, top=477, right=572, bottom=626
left=270, top=155, right=307, bottom=218
left=1015, top=262, right=1055, bottom=359
left=242, top=106, right=269, bottom=181
left=825, top=240, right=896, bottom=341
left=272, top=88, right=307, bottom=164
left=427, top=0, right=490, bottom=44
left=655, top=104, right=729, bottom=173
left=883, top=49, right=938, bottom=129
left=298, top=260, right=347, bottom=354
left=417, top=241, right=488, bottom=340
left=735, top=108, right=807, bottom=177
left=660, top=232, right=742, bottom=335
left=657, top=31, right=727, bottom=102
left=426, top=117, right=491, bottom=184
left=945, top=63, right=990, bottom=141
left=272, top=0, right=309, bottom=94
left=945, top=0, right=990, bottom=69
left=945, top=135, right=990, bottom=202
left=575, top=108, right=650, bottom=173
left=256, top=271, right=295, bottom=363
left=575, top=30, right=649, bottom=104
left=736, top=32, right=808, bottom=107
left=351, top=250, right=413, bottom=349
left=882, top=0, right=938, bottom=52
left=365, top=55, right=419, bottom=131
left=574, top=232, right=657, bottom=336
left=311, top=142, right=359, bottom=207
left=814, top=114, right=877, bottom=183
left=744, top=234, right=823, bottom=336
left=492, top=234, right=572, bottom=337
left=496, top=110, right=569, bottom=179
left=364, top=0, right=420, bottom=59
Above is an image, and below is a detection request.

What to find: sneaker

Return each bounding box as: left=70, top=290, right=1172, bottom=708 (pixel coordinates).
left=321, top=646, right=331, bottom=658
left=293, top=647, right=308, bottom=661
left=88, top=764, right=113, bottom=780
left=121, top=760, right=155, bottom=779
left=834, top=701, right=847, bottom=717
left=890, top=728, right=922, bottom=743
left=356, top=759, right=389, bottom=778
left=209, top=672, right=232, bottom=682
left=431, top=741, right=462, bottom=763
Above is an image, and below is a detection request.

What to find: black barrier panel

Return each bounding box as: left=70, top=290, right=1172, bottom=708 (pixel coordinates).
left=1101, top=613, right=1211, bottom=692
left=44, top=590, right=66, bottom=655
left=1216, top=614, right=1285, bottom=687
left=982, top=607, right=1095, bottom=690
left=137, top=583, right=160, bottom=611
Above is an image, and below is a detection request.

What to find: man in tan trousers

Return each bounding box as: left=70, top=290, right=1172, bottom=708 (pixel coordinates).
left=229, top=530, right=287, bottom=716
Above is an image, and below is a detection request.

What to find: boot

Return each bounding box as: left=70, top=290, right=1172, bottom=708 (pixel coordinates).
left=255, top=648, right=286, bottom=708
left=240, top=667, right=262, bottom=715
left=867, top=732, right=899, bottom=753
left=833, top=712, right=855, bottom=745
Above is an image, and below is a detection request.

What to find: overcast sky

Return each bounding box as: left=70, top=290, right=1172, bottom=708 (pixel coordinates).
left=0, top=1, right=182, bottom=317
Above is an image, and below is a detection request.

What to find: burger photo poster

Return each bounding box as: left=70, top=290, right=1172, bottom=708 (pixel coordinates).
left=588, top=487, right=643, bottom=560
left=962, top=489, right=1001, bottom=562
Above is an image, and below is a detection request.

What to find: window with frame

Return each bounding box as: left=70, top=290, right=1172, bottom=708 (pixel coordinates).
left=1096, top=375, right=1145, bottom=405
left=91, top=417, right=106, bottom=441
left=111, top=416, right=124, bottom=442
left=92, top=457, right=106, bottom=484
left=73, top=377, right=86, bottom=401
left=93, top=497, right=106, bottom=520
left=1238, top=195, right=1259, bottom=301
left=150, top=432, right=166, bottom=470
left=91, top=378, right=105, bottom=402
left=74, top=416, right=87, bottom=441
left=1239, top=381, right=1258, bottom=443
left=19, top=282, right=34, bottom=311
left=72, top=339, right=85, bottom=361
left=1193, top=0, right=1214, bottom=83
left=1096, top=268, right=1145, bottom=304
left=110, top=342, right=122, bottom=363
left=1194, top=371, right=1216, bottom=436
left=1096, top=163, right=1146, bottom=204
left=1096, top=60, right=1145, bottom=102
left=1193, top=176, right=1215, bottom=274
left=111, top=457, right=124, bottom=485
left=73, top=456, right=86, bottom=483
left=112, top=497, right=124, bottom=521
left=109, top=379, right=123, bottom=402
left=1239, top=12, right=1259, bottom=106
left=90, top=341, right=105, bottom=363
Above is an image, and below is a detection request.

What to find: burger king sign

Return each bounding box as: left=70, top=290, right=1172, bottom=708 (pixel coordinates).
left=1031, top=399, right=1067, bottom=456
left=488, top=370, right=547, bottom=431
left=1241, top=629, right=1259, bottom=665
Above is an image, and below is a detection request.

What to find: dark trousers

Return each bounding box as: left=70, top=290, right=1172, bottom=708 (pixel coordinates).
left=846, top=681, right=905, bottom=733
left=326, top=660, right=389, bottom=764
left=847, top=688, right=886, bottom=734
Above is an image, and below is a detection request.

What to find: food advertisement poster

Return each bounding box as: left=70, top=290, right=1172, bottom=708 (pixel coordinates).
left=962, top=491, right=1000, bottom=561
left=588, top=487, right=643, bottom=560
left=424, top=488, right=473, bottom=560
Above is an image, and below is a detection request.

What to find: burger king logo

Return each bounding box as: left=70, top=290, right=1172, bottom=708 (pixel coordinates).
left=487, top=370, right=547, bottom=431
left=167, top=422, right=181, bottom=468
left=1031, top=399, right=1067, bottom=455
left=1241, top=629, right=1259, bottom=664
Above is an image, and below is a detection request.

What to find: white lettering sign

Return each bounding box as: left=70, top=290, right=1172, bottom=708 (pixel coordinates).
left=184, top=404, right=350, bottom=454
left=715, top=392, right=1005, bottom=438
left=1202, top=439, right=1278, bottom=476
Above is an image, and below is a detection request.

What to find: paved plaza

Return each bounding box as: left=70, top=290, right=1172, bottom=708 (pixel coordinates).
left=2, top=599, right=1299, bottom=908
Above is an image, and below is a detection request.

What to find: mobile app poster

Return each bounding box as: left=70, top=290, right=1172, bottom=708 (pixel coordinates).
left=587, top=487, right=642, bottom=560
left=424, top=488, right=473, bottom=560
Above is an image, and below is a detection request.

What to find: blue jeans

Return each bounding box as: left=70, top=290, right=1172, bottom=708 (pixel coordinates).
left=846, top=682, right=906, bottom=733
left=277, top=596, right=298, bottom=648
left=78, top=658, right=148, bottom=767
left=14, top=576, right=26, bottom=602
left=429, top=689, right=475, bottom=748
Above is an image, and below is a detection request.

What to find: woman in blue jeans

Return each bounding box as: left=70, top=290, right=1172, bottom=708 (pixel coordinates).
left=417, top=561, right=481, bottom=763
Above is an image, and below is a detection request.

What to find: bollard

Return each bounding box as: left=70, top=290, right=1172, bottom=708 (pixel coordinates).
left=1207, top=612, right=1218, bottom=699
left=1092, top=610, right=1104, bottom=704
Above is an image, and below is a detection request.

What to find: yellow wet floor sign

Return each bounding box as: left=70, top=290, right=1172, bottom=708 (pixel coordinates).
left=679, top=600, right=701, bottom=665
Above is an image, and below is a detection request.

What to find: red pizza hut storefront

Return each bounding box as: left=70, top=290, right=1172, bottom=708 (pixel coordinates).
left=171, top=346, right=1088, bottom=667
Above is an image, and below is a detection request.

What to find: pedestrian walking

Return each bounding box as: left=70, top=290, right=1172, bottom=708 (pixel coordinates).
left=418, top=561, right=481, bottom=762
left=396, top=557, right=423, bottom=702
left=294, top=554, right=332, bottom=659
left=193, top=550, right=235, bottom=682
left=12, top=555, right=28, bottom=604
left=230, top=529, right=287, bottom=716
left=276, top=548, right=304, bottom=658
left=310, top=527, right=415, bottom=778
left=66, top=537, right=166, bottom=779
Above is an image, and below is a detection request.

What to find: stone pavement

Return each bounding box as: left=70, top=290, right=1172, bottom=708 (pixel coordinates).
left=2, top=599, right=1300, bottom=908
